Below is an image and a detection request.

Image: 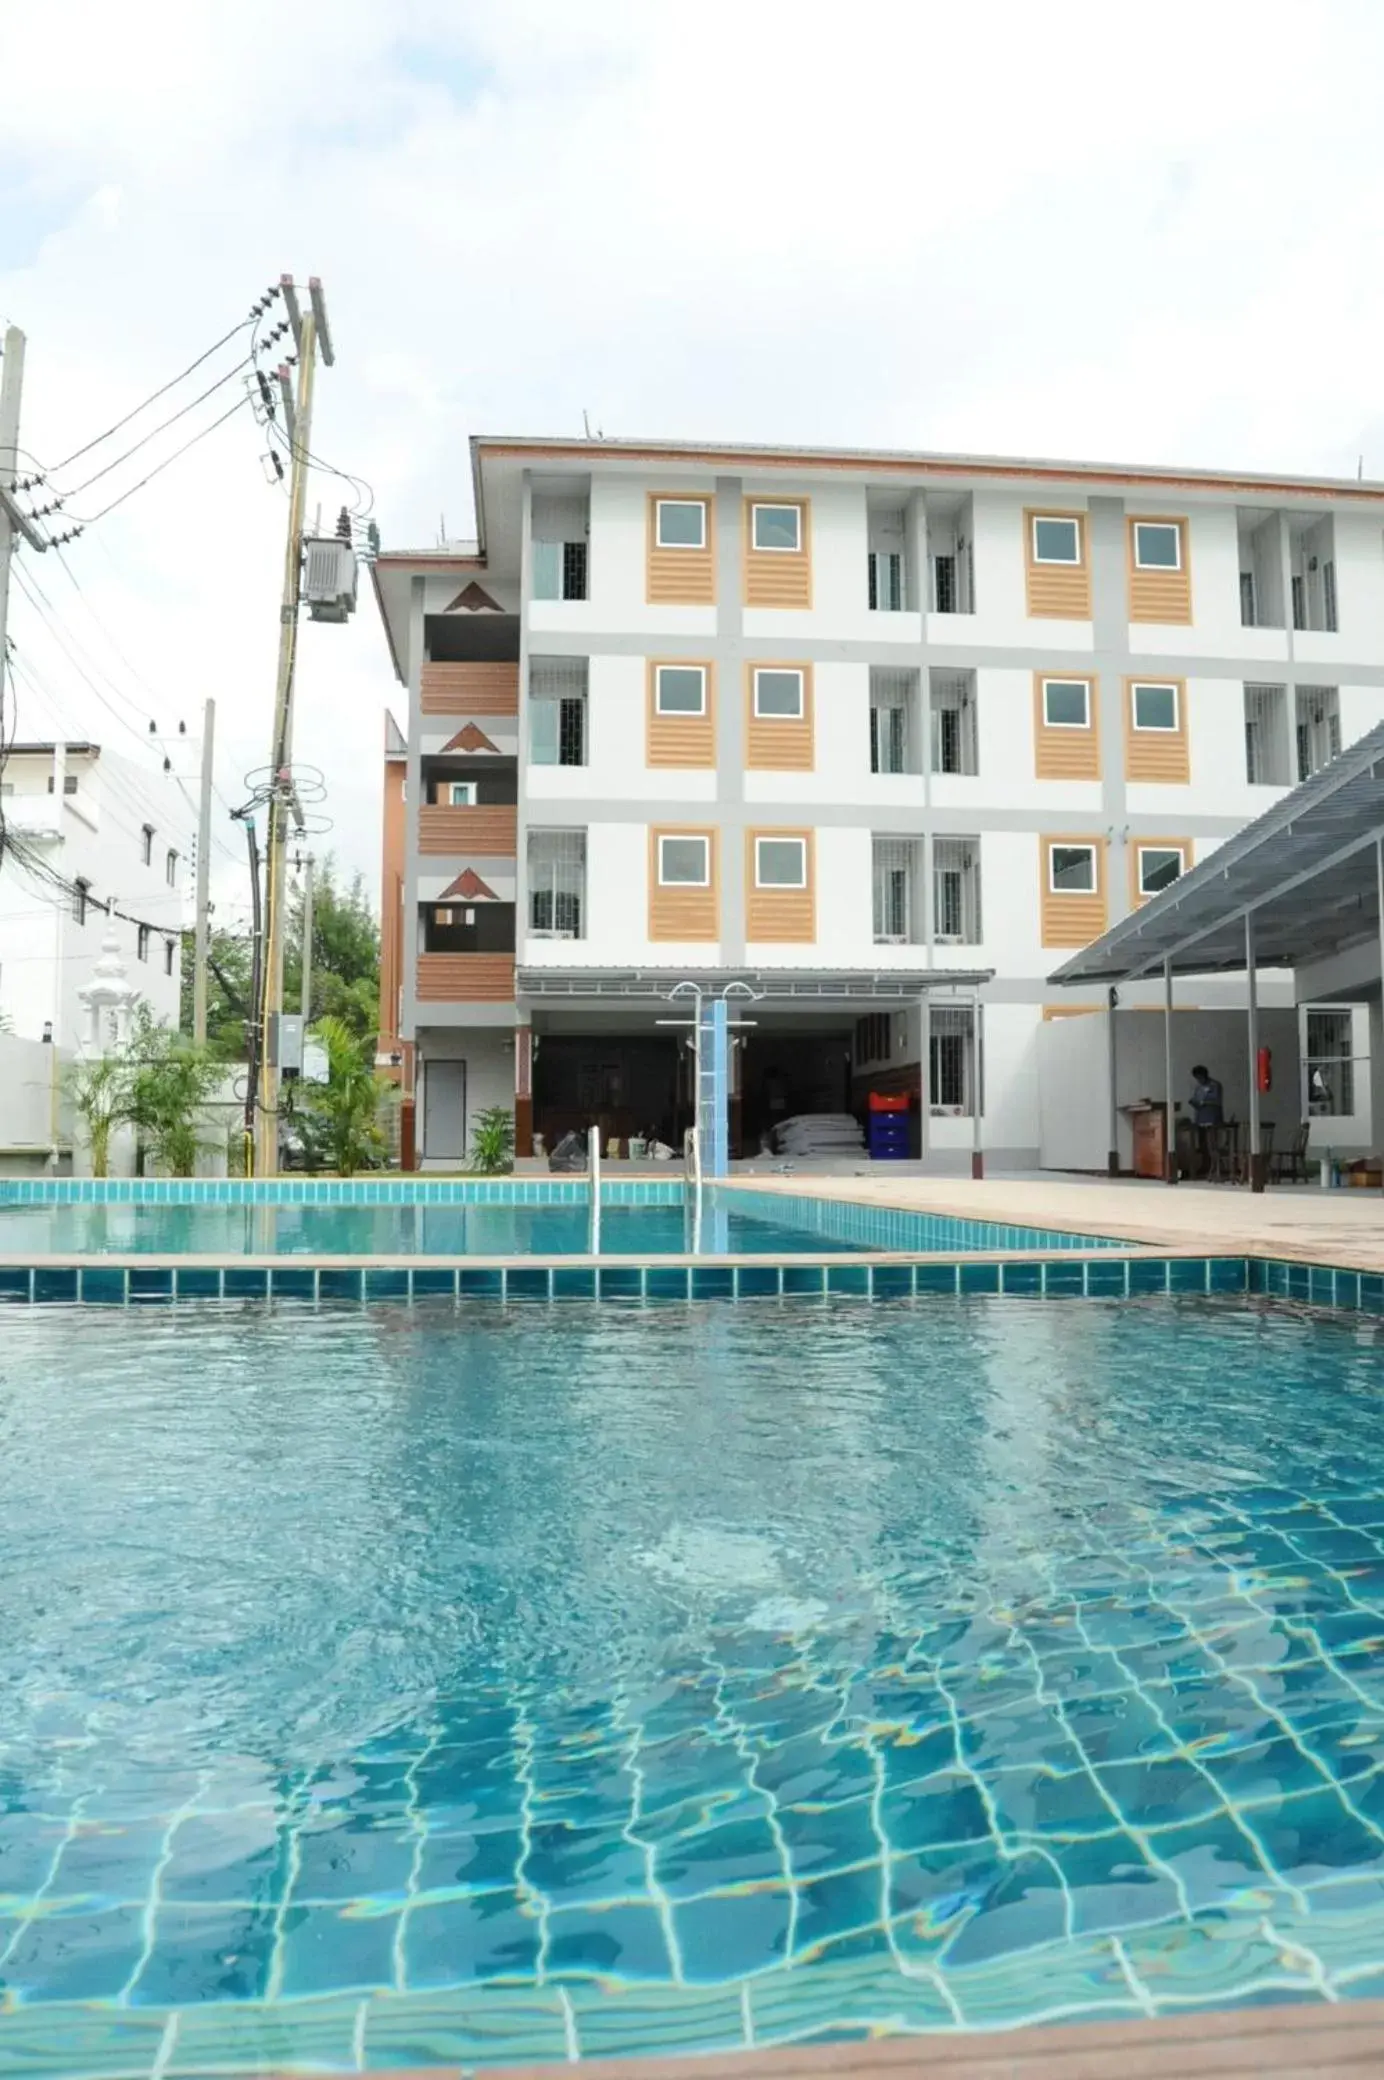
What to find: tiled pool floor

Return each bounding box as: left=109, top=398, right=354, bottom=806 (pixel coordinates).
left=7, top=1296, right=1384, bottom=2074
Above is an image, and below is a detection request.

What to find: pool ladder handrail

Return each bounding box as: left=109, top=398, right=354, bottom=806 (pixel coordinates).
left=589, top=1124, right=601, bottom=1254
left=688, top=1123, right=704, bottom=1254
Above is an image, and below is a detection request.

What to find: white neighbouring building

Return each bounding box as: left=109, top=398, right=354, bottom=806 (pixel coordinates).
left=372, top=435, right=1384, bottom=1169
left=0, top=741, right=187, bottom=1045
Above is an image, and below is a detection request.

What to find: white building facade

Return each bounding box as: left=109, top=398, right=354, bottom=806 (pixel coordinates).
left=373, top=438, right=1384, bottom=1169
left=0, top=742, right=186, bottom=1044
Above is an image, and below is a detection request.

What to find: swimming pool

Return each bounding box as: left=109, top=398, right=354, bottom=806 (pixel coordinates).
left=5, top=1292, right=1384, bottom=2072
left=0, top=1179, right=1126, bottom=1261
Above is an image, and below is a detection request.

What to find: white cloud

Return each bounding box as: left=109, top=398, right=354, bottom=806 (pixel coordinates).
left=4, top=0, right=1384, bottom=916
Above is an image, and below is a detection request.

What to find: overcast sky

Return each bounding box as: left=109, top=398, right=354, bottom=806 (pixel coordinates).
left=5, top=0, right=1384, bottom=927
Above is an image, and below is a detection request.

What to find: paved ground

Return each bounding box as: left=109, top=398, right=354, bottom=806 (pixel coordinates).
left=723, top=1170, right=1384, bottom=1270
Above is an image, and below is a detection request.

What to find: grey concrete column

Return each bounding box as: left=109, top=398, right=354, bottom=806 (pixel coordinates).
left=714, top=475, right=745, bottom=960
left=1163, top=956, right=1177, bottom=1184
left=1088, top=495, right=1130, bottom=919
left=402, top=573, right=425, bottom=1044
left=1246, top=911, right=1264, bottom=1191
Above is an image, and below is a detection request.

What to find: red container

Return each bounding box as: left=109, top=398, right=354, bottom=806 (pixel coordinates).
left=868, top=1091, right=911, bottom=1112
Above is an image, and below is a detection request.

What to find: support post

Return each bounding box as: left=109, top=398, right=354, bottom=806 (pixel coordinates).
left=514, top=1021, right=533, bottom=1158
left=193, top=697, right=214, bottom=1044
left=0, top=327, right=25, bottom=698
left=1246, top=910, right=1265, bottom=1192
left=970, top=991, right=984, bottom=1180
left=1377, top=837, right=1384, bottom=1196
left=1106, top=985, right=1119, bottom=1174
left=255, top=296, right=321, bottom=1176
left=1163, top=956, right=1177, bottom=1183
left=298, top=849, right=315, bottom=1023
left=918, top=991, right=931, bottom=1168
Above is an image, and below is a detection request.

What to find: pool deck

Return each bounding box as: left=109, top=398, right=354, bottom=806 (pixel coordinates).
left=229, top=1997, right=1384, bottom=2076
left=723, top=1171, right=1384, bottom=1271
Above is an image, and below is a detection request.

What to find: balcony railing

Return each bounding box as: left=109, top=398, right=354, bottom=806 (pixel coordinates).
left=418, top=804, right=517, bottom=856
left=415, top=954, right=516, bottom=1003
left=420, top=661, right=519, bottom=716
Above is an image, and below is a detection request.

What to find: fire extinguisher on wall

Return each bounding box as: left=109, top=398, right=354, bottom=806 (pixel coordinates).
left=1257, top=1047, right=1272, bottom=1094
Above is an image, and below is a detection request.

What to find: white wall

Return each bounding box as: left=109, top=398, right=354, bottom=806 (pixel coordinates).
left=417, top=1026, right=513, bottom=1168
left=523, top=820, right=722, bottom=968
left=0, top=1034, right=71, bottom=1167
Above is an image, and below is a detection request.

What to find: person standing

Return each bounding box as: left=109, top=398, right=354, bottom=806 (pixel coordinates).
left=1189, top=1063, right=1224, bottom=1177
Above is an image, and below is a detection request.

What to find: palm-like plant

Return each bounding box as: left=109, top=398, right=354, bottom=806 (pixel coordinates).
left=469, top=1105, right=515, bottom=1174
left=303, top=1014, right=392, bottom=1174
left=123, top=1005, right=220, bottom=1176
left=66, top=1052, right=130, bottom=1179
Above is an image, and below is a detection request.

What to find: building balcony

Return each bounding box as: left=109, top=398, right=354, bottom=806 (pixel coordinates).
left=420, top=661, right=519, bottom=716
left=418, top=804, right=518, bottom=856
left=415, top=954, right=516, bottom=1003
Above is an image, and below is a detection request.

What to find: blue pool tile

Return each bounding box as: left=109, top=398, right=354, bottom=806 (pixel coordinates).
left=1360, top=1272, right=1384, bottom=1312
left=270, top=1267, right=316, bottom=1299
left=1041, top=1261, right=1084, bottom=1294
left=676, top=1885, right=792, bottom=1982
left=277, top=1899, right=398, bottom=1997
left=1000, top=1262, right=1042, bottom=1295
left=128, top=1267, right=174, bottom=1301
left=405, top=1887, right=541, bottom=1988
left=319, top=1269, right=364, bottom=1302
left=175, top=1268, right=222, bottom=1300
left=1208, top=1257, right=1247, bottom=1293
left=1246, top=1257, right=1267, bottom=1293
left=914, top=1263, right=959, bottom=1294
left=957, top=1262, right=999, bottom=1296
left=1266, top=1258, right=1291, bottom=1297
left=223, top=1268, right=269, bottom=1299
left=1309, top=1266, right=1336, bottom=1306
left=506, top=1268, right=552, bottom=1302
left=1128, top=1258, right=1170, bottom=1294
left=646, top=1267, right=690, bottom=1300
left=825, top=1263, right=869, bottom=1295
left=735, top=1266, right=780, bottom=1298
left=32, top=1268, right=77, bottom=1303
left=79, top=1266, right=127, bottom=1303
left=410, top=1268, right=454, bottom=1297
left=1334, top=1269, right=1362, bottom=1310
left=459, top=1269, right=503, bottom=1298
left=3, top=1905, right=146, bottom=2003
left=781, top=1265, right=825, bottom=1296
left=132, top=1902, right=277, bottom=2006
left=690, top=1267, right=734, bottom=1299
left=1287, top=1262, right=1311, bottom=1300
left=598, top=1267, right=642, bottom=1300
left=547, top=1901, right=673, bottom=1982
left=364, top=1268, right=410, bottom=1300
left=552, top=1268, right=597, bottom=1300
left=1168, top=1258, right=1209, bottom=1293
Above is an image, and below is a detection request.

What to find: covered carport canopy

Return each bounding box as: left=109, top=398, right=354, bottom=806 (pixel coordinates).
left=1048, top=721, right=1384, bottom=1187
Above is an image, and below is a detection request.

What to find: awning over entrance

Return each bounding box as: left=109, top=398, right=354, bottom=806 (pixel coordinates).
left=1049, top=722, right=1384, bottom=985
left=517, top=965, right=993, bottom=1002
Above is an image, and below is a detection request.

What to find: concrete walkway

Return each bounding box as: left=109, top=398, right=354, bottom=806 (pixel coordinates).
left=724, top=1171, right=1384, bottom=1270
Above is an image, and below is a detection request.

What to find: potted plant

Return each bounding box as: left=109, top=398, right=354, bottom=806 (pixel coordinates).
left=469, top=1105, right=515, bottom=1174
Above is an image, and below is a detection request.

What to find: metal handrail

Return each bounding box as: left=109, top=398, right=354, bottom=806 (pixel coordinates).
left=588, top=1123, right=601, bottom=1254
left=687, top=1124, right=703, bottom=1254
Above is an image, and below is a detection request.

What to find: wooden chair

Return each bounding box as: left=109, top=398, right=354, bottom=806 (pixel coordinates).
left=1274, top=1120, right=1311, bottom=1183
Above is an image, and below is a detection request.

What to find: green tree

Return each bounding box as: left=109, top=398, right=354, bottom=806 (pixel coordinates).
left=65, top=1052, right=129, bottom=1178
left=180, top=856, right=382, bottom=1058
left=124, top=1004, right=223, bottom=1176
left=301, top=1013, right=394, bottom=1174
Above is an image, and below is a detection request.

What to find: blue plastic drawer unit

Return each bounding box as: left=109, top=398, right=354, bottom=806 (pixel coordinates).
left=867, top=1093, right=910, bottom=1160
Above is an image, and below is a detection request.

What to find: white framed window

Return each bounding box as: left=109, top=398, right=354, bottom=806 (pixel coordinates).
left=655, top=499, right=707, bottom=550
left=753, top=668, right=805, bottom=718
left=141, top=824, right=154, bottom=866
left=1048, top=843, right=1096, bottom=894
left=658, top=834, right=710, bottom=886
left=1137, top=845, right=1185, bottom=896
left=446, top=781, right=478, bottom=807
left=137, top=923, right=150, bottom=962
left=1031, top=515, right=1081, bottom=565
left=654, top=665, right=707, bottom=716
left=755, top=836, right=807, bottom=888
left=165, top=848, right=178, bottom=886
left=751, top=503, right=801, bottom=553
left=1131, top=681, right=1179, bottom=732
left=1042, top=678, right=1091, bottom=729
left=163, top=938, right=176, bottom=976
left=1133, top=520, right=1182, bottom=570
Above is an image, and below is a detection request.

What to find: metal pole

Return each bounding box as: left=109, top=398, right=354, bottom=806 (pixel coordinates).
left=299, top=850, right=315, bottom=1023
left=255, top=297, right=320, bottom=1175
left=193, top=697, right=215, bottom=1044
left=1106, top=985, right=1119, bottom=1174
left=970, top=991, right=983, bottom=1180
left=1376, top=838, right=1384, bottom=1195
left=0, top=327, right=26, bottom=693
left=1246, top=910, right=1265, bottom=1192
left=1163, top=955, right=1177, bottom=1184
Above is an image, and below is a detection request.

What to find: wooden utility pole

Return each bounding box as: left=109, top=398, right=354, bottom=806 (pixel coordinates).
left=193, top=696, right=215, bottom=1043
left=253, top=276, right=332, bottom=1174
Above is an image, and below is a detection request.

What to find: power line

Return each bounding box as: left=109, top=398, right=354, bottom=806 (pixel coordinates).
left=66, top=394, right=254, bottom=526
left=47, top=311, right=259, bottom=475
left=53, top=354, right=252, bottom=499
left=266, top=413, right=375, bottom=517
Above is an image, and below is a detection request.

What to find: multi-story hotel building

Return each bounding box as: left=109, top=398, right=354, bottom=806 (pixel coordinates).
left=373, top=437, right=1384, bottom=1169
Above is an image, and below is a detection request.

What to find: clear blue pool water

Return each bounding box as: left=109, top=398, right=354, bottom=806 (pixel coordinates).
left=0, top=1199, right=852, bottom=1259
left=5, top=1295, right=1384, bottom=2074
